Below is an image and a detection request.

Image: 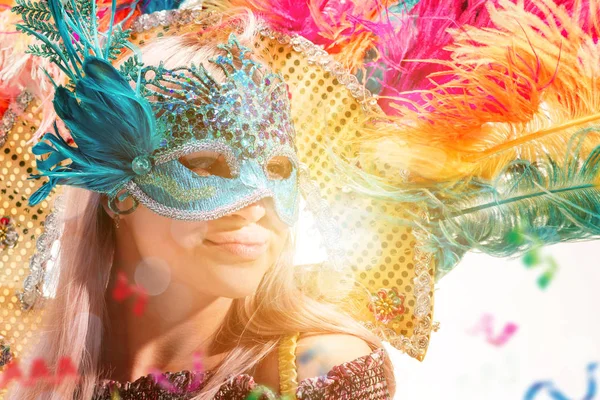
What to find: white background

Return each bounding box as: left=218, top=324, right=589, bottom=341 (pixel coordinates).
left=387, top=241, right=600, bottom=400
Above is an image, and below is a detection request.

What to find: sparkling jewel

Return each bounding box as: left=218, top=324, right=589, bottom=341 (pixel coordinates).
left=132, top=155, right=153, bottom=175
left=0, top=216, right=18, bottom=250
left=0, top=340, right=12, bottom=367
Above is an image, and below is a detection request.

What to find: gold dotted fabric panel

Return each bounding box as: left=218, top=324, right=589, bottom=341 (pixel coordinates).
left=254, top=37, right=435, bottom=359
left=0, top=101, right=47, bottom=379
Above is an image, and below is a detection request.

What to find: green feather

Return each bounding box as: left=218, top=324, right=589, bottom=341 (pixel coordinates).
left=424, top=129, right=600, bottom=279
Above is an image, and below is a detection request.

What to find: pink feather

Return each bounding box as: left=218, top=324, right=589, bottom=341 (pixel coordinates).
left=219, top=0, right=383, bottom=55
left=360, top=0, right=599, bottom=116
left=357, top=0, right=497, bottom=115
left=0, top=9, right=64, bottom=142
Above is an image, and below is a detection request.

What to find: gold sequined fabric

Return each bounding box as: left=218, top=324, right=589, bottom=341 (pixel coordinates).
left=0, top=97, right=50, bottom=395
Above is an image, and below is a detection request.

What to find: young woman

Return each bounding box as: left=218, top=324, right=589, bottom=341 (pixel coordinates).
left=5, top=3, right=396, bottom=399
left=2, top=0, right=599, bottom=399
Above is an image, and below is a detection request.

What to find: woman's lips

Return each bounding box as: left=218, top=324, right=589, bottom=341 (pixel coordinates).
left=204, top=239, right=268, bottom=260
left=205, top=226, right=270, bottom=260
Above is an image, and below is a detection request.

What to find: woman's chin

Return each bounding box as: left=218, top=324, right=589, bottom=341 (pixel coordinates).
left=196, top=262, right=269, bottom=298
left=213, top=280, right=262, bottom=299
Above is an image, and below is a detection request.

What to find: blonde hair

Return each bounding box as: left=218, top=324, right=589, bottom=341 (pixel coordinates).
left=7, top=12, right=395, bottom=400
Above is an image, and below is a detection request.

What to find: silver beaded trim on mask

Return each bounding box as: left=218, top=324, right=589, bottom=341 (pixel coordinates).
left=1, top=91, right=34, bottom=149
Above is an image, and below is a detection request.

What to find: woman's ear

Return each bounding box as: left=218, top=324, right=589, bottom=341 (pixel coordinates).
left=101, top=195, right=116, bottom=219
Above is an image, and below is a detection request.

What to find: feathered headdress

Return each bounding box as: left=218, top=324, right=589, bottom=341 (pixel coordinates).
left=0, top=2, right=63, bottom=145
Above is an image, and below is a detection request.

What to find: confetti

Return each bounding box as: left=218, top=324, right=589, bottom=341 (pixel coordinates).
left=506, top=228, right=560, bottom=289
left=297, top=344, right=329, bottom=376
left=468, top=314, right=518, bottom=347
left=149, top=351, right=204, bottom=395
left=0, top=356, right=79, bottom=389
left=112, top=271, right=149, bottom=316
left=524, top=362, right=598, bottom=400
left=522, top=248, right=559, bottom=290
left=245, top=385, right=294, bottom=400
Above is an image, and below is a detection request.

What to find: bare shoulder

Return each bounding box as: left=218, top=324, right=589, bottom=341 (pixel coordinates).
left=251, top=333, right=376, bottom=392
left=296, top=334, right=396, bottom=398
left=295, top=333, right=375, bottom=381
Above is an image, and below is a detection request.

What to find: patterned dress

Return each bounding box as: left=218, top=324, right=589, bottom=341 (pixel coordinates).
left=93, top=348, right=391, bottom=400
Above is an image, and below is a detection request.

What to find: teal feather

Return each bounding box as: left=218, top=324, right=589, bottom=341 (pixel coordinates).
left=422, top=130, right=600, bottom=279
left=14, top=0, right=162, bottom=205
left=29, top=57, right=159, bottom=205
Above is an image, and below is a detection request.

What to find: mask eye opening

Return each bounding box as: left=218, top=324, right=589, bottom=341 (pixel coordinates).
left=265, top=155, right=294, bottom=180
left=179, top=150, right=235, bottom=179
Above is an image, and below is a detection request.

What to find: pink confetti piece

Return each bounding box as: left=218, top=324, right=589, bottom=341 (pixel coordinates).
left=0, top=356, right=79, bottom=389
left=469, top=314, right=519, bottom=347
left=111, top=271, right=149, bottom=316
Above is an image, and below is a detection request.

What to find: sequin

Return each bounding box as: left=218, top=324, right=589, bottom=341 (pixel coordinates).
left=117, top=35, right=299, bottom=226
left=120, top=35, right=297, bottom=163
left=0, top=217, right=19, bottom=250
left=0, top=91, right=33, bottom=149
left=0, top=337, right=12, bottom=367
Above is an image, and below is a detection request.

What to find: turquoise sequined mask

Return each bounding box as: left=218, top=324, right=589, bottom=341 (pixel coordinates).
left=120, top=37, right=299, bottom=225
left=19, top=0, right=299, bottom=226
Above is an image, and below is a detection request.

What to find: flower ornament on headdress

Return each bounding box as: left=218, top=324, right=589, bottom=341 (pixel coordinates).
left=368, top=287, right=406, bottom=325
left=16, top=0, right=299, bottom=225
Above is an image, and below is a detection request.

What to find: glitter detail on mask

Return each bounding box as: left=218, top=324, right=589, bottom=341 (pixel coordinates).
left=135, top=172, right=217, bottom=202
left=117, top=34, right=299, bottom=225
left=153, top=139, right=241, bottom=177
left=120, top=34, right=297, bottom=163
left=132, top=155, right=153, bottom=175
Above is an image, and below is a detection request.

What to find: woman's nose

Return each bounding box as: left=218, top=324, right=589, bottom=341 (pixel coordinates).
left=231, top=199, right=267, bottom=223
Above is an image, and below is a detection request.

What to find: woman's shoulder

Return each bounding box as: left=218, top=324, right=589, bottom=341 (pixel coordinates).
left=295, top=332, right=376, bottom=380
left=252, top=333, right=381, bottom=392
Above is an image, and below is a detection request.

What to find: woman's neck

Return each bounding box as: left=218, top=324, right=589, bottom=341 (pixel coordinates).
left=100, top=236, right=234, bottom=382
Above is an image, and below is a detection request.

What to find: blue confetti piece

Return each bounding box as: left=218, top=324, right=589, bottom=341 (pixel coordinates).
left=524, top=363, right=598, bottom=400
